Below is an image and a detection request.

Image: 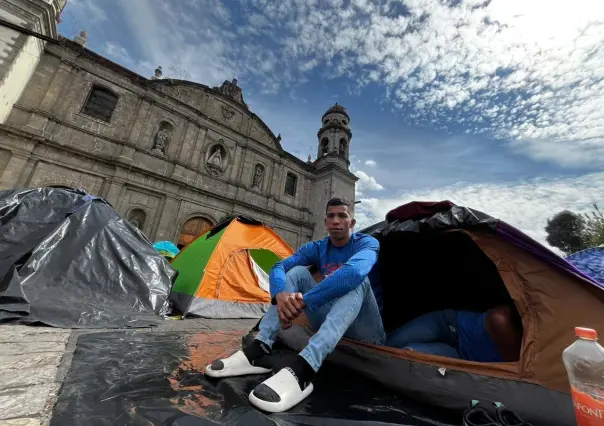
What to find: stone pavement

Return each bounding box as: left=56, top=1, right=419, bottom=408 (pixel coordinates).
left=0, top=326, right=70, bottom=426
left=0, top=318, right=257, bottom=426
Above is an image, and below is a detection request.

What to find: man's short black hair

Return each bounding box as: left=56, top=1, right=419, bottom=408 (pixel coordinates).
left=325, top=197, right=354, bottom=214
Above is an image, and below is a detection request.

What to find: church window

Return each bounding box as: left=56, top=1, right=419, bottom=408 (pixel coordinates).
left=339, top=138, right=347, bottom=156
left=342, top=119, right=347, bottom=126
left=82, top=86, right=118, bottom=122
left=285, top=172, right=297, bottom=197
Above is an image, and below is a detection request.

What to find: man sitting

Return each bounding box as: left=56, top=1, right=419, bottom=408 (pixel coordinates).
left=385, top=305, right=523, bottom=362
left=205, top=197, right=385, bottom=412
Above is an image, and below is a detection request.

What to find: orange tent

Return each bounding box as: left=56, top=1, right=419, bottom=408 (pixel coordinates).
left=168, top=216, right=293, bottom=318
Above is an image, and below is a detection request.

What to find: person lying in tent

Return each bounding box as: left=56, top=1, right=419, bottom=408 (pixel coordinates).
left=205, top=196, right=385, bottom=412
left=385, top=304, right=523, bottom=362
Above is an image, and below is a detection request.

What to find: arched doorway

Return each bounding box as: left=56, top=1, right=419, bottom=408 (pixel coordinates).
left=177, top=216, right=213, bottom=249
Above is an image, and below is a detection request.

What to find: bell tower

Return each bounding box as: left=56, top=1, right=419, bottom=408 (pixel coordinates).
left=0, top=0, right=66, bottom=123
left=316, top=103, right=351, bottom=167
left=311, top=103, right=358, bottom=240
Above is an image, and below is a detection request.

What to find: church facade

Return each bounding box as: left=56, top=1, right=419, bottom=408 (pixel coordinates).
left=0, top=0, right=357, bottom=249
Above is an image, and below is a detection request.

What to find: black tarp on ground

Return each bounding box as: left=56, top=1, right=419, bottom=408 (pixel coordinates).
left=0, top=187, right=177, bottom=328
left=51, top=329, right=460, bottom=426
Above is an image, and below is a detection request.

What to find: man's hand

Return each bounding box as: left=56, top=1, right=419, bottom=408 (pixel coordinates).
left=275, top=292, right=305, bottom=328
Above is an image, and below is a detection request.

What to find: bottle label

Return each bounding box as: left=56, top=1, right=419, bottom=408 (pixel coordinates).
left=571, top=386, right=604, bottom=425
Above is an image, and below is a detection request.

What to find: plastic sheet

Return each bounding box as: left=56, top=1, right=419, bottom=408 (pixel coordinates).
left=51, top=329, right=460, bottom=425
left=0, top=187, right=177, bottom=328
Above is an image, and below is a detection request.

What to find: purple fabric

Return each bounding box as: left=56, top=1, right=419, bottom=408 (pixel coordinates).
left=496, top=222, right=603, bottom=290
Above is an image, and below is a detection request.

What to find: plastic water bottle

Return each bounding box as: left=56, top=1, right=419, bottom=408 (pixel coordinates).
left=562, top=327, right=604, bottom=425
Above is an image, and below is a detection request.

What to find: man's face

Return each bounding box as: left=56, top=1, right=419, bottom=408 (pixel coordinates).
left=325, top=205, right=356, bottom=242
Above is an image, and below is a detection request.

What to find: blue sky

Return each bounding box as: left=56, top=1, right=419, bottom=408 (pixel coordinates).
left=59, top=0, right=604, bottom=249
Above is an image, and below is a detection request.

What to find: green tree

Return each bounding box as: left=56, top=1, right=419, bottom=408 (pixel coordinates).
left=545, top=210, right=587, bottom=255
left=581, top=204, right=604, bottom=248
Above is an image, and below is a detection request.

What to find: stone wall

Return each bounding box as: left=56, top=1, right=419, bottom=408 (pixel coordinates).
left=0, top=40, right=324, bottom=249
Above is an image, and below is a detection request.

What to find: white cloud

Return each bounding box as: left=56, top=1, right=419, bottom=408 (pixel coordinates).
left=58, top=0, right=108, bottom=39
left=354, top=172, right=604, bottom=254
left=107, top=0, right=241, bottom=87
left=101, top=42, right=129, bottom=62
left=355, top=170, right=385, bottom=192
left=235, top=0, right=604, bottom=168
left=65, top=0, right=107, bottom=22
left=364, top=159, right=376, bottom=167
left=61, top=0, right=604, bottom=170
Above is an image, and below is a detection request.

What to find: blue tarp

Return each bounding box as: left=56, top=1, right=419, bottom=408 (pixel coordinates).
left=565, top=246, right=604, bottom=285
left=153, top=241, right=180, bottom=259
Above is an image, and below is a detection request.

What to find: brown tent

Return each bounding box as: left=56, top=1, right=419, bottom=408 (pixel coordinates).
left=278, top=201, right=604, bottom=426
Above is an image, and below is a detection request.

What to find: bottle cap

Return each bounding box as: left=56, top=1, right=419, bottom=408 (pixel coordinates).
left=575, top=327, right=598, bottom=340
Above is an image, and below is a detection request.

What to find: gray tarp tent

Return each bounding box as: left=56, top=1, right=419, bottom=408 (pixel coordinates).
left=0, top=187, right=177, bottom=328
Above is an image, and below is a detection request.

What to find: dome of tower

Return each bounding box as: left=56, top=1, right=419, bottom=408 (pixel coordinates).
left=322, top=103, right=349, bottom=120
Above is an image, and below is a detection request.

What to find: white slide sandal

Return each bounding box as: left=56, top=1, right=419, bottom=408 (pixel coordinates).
left=205, top=350, right=271, bottom=378
left=248, top=368, right=314, bottom=413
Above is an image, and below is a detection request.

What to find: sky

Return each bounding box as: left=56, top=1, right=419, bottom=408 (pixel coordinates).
left=58, top=0, right=604, bottom=251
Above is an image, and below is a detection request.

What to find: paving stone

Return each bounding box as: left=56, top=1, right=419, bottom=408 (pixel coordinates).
left=0, top=383, right=56, bottom=419
left=0, top=418, right=42, bottom=426
left=0, top=328, right=70, bottom=344
left=0, top=353, right=63, bottom=371
left=3, top=342, right=66, bottom=356
left=0, top=366, right=57, bottom=388
left=0, top=326, right=69, bottom=334
left=0, top=326, right=68, bottom=334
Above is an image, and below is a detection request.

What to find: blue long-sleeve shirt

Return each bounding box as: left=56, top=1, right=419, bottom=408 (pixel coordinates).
left=269, top=233, right=380, bottom=311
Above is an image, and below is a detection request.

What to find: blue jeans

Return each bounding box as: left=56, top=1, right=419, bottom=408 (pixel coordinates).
left=256, top=266, right=386, bottom=371
left=385, top=310, right=461, bottom=358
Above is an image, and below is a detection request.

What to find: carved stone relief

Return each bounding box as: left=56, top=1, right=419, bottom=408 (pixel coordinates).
left=206, top=99, right=242, bottom=131
left=221, top=105, right=235, bottom=121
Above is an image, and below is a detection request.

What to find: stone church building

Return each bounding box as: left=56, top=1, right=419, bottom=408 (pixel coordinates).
left=0, top=0, right=357, bottom=249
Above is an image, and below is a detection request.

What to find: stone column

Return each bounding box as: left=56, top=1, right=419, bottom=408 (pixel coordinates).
left=231, top=144, right=246, bottom=182
left=124, top=96, right=144, bottom=141
left=15, top=158, right=36, bottom=187
left=269, top=162, right=282, bottom=198
left=177, top=122, right=198, bottom=165
left=189, top=126, right=206, bottom=169
left=128, top=98, right=153, bottom=144
left=55, top=70, right=87, bottom=121
left=155, top=196, right=179, bottom=242
left=0, top=153, right=29, bottom=190
left=39, top=61, right=74, bottom=113
left=103, top=180, right=125, bottom=207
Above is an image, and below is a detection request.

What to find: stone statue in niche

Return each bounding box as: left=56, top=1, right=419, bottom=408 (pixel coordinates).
left=128, top=209, right=146, bottom=231
left=206, top=145, right=225, bottom=175
left=152, top=127, right=170, bottom=155
left=252, top=164, right=264, bottom=189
